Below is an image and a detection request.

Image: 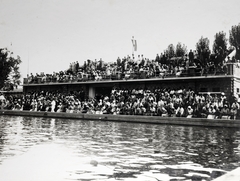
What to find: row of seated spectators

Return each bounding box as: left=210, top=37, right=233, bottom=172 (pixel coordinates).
left=25, top=50, right=239, bottom=84
left=1, top=87, right=240, bottom=120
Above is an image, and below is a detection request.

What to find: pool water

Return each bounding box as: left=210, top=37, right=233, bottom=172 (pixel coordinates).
left=0, top=116, right=239, bottom=181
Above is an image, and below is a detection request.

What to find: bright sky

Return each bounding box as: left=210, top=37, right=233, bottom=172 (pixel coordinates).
left=1, top=0, right=240, bottom=78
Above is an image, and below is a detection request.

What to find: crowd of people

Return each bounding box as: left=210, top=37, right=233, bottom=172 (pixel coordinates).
left=1, top=87, right=240, bottom=120
left=25, top=49, right=239, bottom=84
left=10, top=48, right=239, bottom=120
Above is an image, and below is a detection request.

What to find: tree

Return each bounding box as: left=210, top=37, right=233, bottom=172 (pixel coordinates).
left=175, top=42, right=187, bottom=57
left=0, top=48, right=22, bottom=91
left=196, top=36, right=210, bottom=66
left=165, top=44, right=175, bottom=59
left=196, top=36, right=210, bottom=55
left=213, top=31, right=227, bottom=55
left=229, top=23, right=240, bottom=59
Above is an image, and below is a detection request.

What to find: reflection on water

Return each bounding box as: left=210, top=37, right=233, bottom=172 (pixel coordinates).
left=0, top=115, right=239, bottom=181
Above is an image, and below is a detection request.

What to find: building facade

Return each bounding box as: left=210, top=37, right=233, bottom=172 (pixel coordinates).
left=23, top=63, right=240, bottom=98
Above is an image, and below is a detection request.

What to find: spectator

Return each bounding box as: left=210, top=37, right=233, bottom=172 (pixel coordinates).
left=220, top=104, right=230, bottom=119
left=176, top=104, right=185, bottom=117
left=189, top=49, right=194, bottom=63
left=5, top=76, right=239, bottom=120
left=186, top=105, right=193, bottom=118
left=230, top=98, right=239, bottom=119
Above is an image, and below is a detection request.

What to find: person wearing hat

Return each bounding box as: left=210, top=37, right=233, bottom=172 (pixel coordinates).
left=220, top=104, right=230, bottom=119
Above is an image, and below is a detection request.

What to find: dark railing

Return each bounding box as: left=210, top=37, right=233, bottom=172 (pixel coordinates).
left=23, top=63, right=239, bottom=85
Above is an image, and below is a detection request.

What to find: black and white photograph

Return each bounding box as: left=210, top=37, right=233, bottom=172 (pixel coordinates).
left=0, top=0, right=240, bottom=180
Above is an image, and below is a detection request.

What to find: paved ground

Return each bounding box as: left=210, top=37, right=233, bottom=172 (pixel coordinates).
left=213, top=167, right=240, bottom=181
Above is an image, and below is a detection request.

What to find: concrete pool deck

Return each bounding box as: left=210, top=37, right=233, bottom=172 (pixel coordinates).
left=0, top=110, right=240, bottom=128
left=213, top=167, right=240, bottom=181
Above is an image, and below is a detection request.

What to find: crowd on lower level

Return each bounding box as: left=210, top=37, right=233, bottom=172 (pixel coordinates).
left=1, top=87, right=240, bottom=120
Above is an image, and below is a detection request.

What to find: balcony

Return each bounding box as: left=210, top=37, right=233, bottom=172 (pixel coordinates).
left=23, top=63, right=240, bottom=85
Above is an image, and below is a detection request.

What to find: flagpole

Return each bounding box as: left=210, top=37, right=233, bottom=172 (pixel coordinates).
left=132, top=36, right=134, bottom=58
left=27, top=46, right=29, bottom=76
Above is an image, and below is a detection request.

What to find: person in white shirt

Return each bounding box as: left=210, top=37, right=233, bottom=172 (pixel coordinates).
left=51, top=98, right=56, bottom=112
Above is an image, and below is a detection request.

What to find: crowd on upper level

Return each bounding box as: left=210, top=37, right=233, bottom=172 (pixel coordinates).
left=1, top=86, right=240, bottom=120
left=25, top=49, right=240, bottom=84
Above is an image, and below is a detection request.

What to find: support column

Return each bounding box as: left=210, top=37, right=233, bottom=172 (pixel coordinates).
left=88, top=86, right=95, bottom=99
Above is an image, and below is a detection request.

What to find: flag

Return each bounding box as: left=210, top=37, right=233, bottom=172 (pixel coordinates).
left=131, top=37, right=137, bottom=51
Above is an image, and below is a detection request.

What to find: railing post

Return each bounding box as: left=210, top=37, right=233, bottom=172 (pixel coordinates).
left=227, top=63, right=234, bottom=75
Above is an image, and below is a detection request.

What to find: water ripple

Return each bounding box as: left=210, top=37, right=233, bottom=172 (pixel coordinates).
left=0, top=115, right=239, bottom=181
